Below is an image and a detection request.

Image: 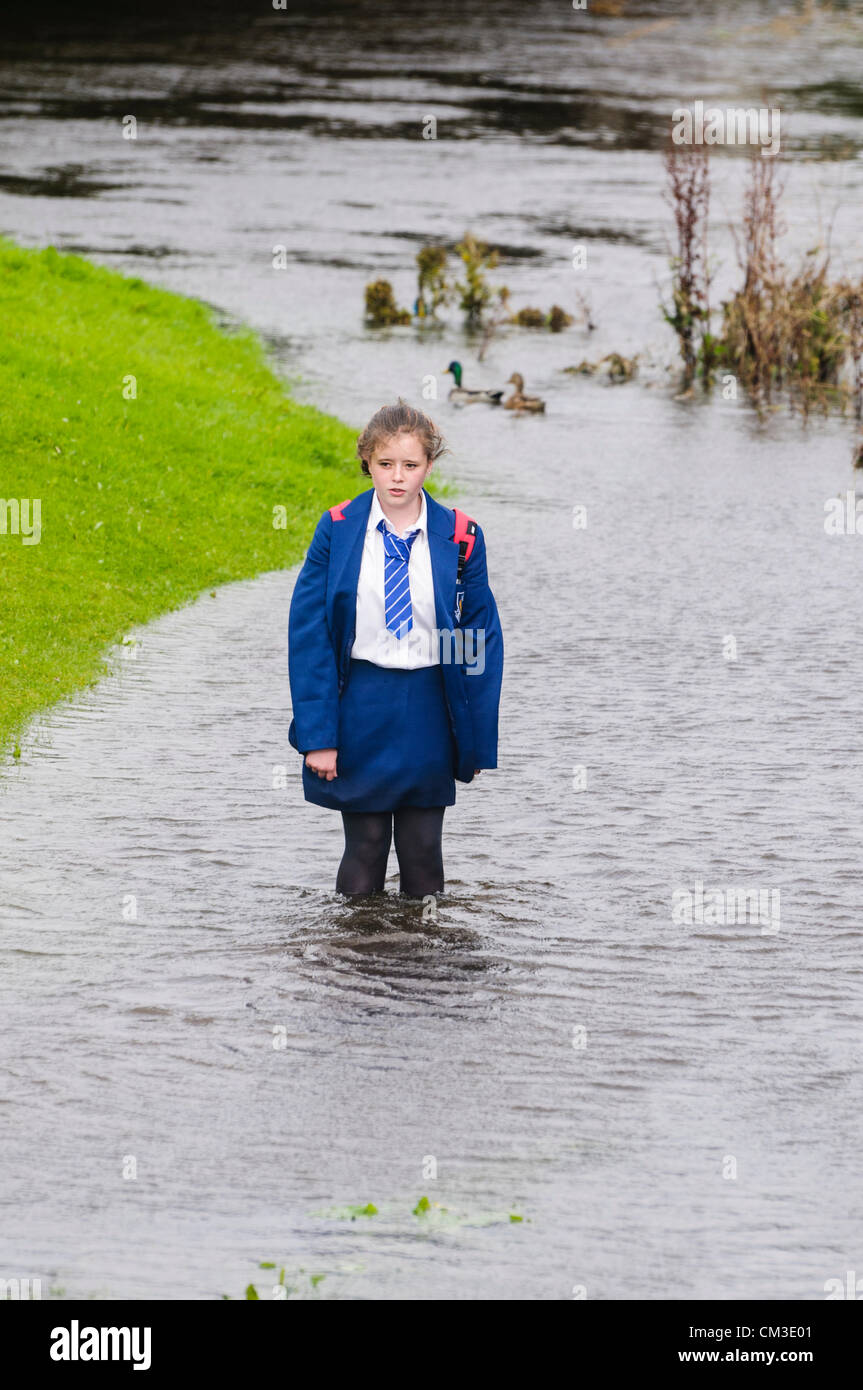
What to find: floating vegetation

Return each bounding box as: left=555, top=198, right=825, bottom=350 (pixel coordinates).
left=409, top=1195, right=528, bottom=1229
left=223, top=1265, right=328, bottom=1300
left=310, top=1201, right=379, bottom=1220
left=511, top=306, right=545, bottom=328
left=364, top=278, right=411, bottom=326
left=602, top=352, right=639, bottom=382
left=564, top=353, right=639, bottom=382
left=224, top=1199, right=529, bottom=1299
left=548, top=304, right=574, bottom=332
left=510, top=304, right=573, bottom=332
left=311, top=1196, right=528, bottom=1230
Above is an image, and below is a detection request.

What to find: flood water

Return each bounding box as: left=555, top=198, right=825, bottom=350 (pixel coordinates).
left=2, top=0, right=863, bottom=1299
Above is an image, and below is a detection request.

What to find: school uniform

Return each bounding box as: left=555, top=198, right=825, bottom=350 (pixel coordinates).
left=287, top=484, right=503, bottom=812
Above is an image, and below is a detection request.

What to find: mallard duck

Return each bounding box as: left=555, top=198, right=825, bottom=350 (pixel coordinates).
left=444, top=361, right=503, bottom=405
left=504, top=372, right=546, bottom=413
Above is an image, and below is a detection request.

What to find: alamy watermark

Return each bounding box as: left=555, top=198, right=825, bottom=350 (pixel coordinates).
left=373, top=625, right=486, bottom=673
left=1, top=1277, right=41, bottom=1299
left=50, top=1321, right=151, bottom=1370
left=824, top=1270, right=863, bottom=1299
left=673, top=880, right=781, bottom=935
left=1, top=498, right=41, bottom=544
left=824, top=491, right=863, bottom=535
left=672, top=100, right=780, bottom=158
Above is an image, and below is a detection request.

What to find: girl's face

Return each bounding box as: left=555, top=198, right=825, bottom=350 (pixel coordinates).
left=368, top=432, right=432, bottom=518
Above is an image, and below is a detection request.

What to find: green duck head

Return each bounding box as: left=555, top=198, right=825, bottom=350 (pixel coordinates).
left=444, top=360, right=463, bottom=387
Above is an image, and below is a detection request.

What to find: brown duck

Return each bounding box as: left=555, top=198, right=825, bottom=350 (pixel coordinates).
left=504, top=372, right=546, bottom=413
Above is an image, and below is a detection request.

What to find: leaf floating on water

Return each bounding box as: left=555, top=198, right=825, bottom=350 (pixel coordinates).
left=311, top=1201, right=379, bottom=1220
left=310, top=1198, right=524, bottom=1230
left=413, top=1195, right=453, bottom=1221
left=418, top=1205, right=524, bottom=1230
left=258, top=1261, right=276, bottom=1269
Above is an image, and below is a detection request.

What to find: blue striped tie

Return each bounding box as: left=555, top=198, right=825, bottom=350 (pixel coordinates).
left=378, top=517, right=419, bottom=639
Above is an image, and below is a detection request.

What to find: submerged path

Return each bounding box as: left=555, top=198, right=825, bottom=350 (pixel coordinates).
left=3, top=385, right=863, bottom=1298
left=3, top=0, right=863, bottom=1296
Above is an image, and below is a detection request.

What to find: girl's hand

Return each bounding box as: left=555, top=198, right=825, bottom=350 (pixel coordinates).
left=306, top=748, right=338, bottom=780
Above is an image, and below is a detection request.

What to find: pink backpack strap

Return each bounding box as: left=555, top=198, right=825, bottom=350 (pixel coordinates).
left=452, top=507, right=478, bottom=581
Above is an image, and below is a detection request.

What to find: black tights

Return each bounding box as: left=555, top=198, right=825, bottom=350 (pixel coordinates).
left=336, top=807, right=445, bottom=898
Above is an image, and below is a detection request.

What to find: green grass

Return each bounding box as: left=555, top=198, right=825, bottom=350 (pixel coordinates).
left=0, top=238, right=429, bottom=756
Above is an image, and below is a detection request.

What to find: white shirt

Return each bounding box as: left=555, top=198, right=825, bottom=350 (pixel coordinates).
left=351, top=488, right=439, bottom=668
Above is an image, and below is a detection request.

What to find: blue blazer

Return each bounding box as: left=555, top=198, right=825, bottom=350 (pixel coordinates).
left=287, top=485, right=503, bottom=783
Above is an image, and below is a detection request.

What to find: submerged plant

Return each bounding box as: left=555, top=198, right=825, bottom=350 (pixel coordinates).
left=510, top=304, right=574, bottom=332
left=563, top=353, right=638, bottom=382
left=548, top=304, right=574, bottom=332
left=364, top=279, right=411, bottom=326
left=511, top=306, right=545, bottom=328
left=662, top=141, right=712, bottom=386
left=573, top=289, right=597, bottom=332
left=454, top=232, right=500, bottom=326
left=363, top=238, right=574, bottom=345
left=416, top=245, right=450, bottom=318
left=662, top=148, right=863, bottom=417
left=477, top=285, right=512, bottom=361
left=713, top=156, right=863, bottom=416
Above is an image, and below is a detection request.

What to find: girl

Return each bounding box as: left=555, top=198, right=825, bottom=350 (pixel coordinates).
left=287, top=400, right=503, bottom=899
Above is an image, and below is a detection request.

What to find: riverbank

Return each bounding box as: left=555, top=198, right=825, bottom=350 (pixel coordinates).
left=0, top=240, right=370, bottom=755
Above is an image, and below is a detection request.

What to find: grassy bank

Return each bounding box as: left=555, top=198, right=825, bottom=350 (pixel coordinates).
left=0, top=239, right=374, bottom=755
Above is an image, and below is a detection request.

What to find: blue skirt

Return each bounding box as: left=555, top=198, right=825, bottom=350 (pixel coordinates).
left=302, top=658, right=457, bottom=812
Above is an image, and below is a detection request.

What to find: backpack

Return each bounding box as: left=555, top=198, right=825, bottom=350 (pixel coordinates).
left=452, top=507, right=478, bottom=584
left=329, top=499, right=477, bottom=581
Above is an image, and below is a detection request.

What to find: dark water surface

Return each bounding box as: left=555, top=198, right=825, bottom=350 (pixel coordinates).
left=1, top=1, right=862, bottom=1299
